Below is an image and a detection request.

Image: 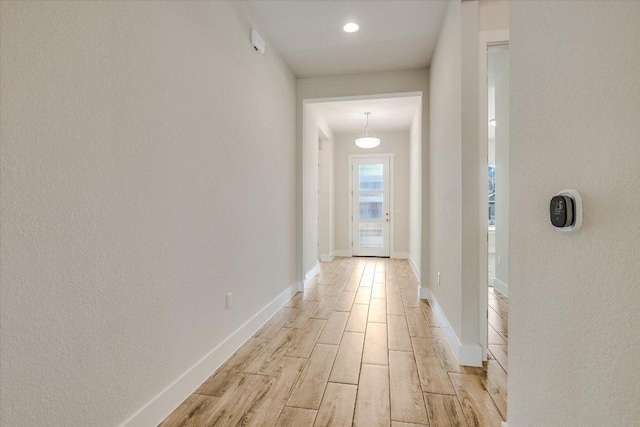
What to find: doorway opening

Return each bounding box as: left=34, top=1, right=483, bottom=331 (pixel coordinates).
left=302, top=92, right=423, bottom=285
left=479, top=30, right=509, bottom=381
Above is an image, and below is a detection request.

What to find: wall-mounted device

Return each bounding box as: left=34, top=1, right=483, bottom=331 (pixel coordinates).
left=251, top=29, right=266, bottom=54
left=550, top=189, right=582, bottom=233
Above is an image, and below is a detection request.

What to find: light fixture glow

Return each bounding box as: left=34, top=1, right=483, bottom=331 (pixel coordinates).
left=343, top=23, right=360, bottom=33
left=355, top=112, right=380, bottom=149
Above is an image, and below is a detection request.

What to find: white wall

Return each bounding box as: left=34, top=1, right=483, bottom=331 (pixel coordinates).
left=510, top=1, right=640, bottom=425
left=318, top=135, right=335, bottom=261
left=302, top=105, right=334, bottom=275
left=428, top=0, right=464, bottom=349
left=333, top=132, right=411, bottom=257
left=429, top=0, right=485, bottom=365
left=297, top=70, right=428, bottom=284
left=459, top=1, right=481, bottom=352
left=479, top=0, right=509, bottom=32
left=0, top=2, right=296, bottom=426
left=409, top=108, right=423, bottom=278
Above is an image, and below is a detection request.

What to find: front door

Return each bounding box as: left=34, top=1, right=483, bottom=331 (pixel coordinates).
left=352, top=157, right=390, bottom=257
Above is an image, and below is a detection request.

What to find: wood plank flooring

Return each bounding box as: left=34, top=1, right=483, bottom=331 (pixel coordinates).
left=160, top=257, right=508, bottom=426
left=488, top=286, right=509, bottom=375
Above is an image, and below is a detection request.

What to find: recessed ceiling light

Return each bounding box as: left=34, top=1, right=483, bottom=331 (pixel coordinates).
left=343, top=23, right=359, bottom=33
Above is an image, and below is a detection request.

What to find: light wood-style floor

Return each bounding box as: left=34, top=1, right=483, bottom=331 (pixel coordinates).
left=160, top=257, right=508, bottom=426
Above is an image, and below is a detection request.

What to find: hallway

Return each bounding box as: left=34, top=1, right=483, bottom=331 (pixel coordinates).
left=160, top=258, right=507, bottom=426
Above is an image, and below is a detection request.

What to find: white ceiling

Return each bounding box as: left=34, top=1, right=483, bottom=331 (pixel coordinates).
left=313, top=96, right=421, bottom=134
left=243, top=1, right=449, bottom=78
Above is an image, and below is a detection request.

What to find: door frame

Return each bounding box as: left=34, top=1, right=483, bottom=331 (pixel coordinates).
left=478, top=29, right=509, bottom=360
left=348, top=153, right=395, bottom=257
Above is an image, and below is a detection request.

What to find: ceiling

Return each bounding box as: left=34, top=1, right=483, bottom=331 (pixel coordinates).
left=313, top=96, right=421, bottom=134
left=243, top=1, right=449, bottom=78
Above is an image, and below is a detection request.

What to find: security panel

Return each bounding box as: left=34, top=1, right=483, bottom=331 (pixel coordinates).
left=550, top=189, right=582, bottom=233
left=550, top=195, right=574, bottom=227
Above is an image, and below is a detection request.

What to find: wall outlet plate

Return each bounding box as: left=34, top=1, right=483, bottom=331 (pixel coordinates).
left=225, top=293, right=232, bottom=309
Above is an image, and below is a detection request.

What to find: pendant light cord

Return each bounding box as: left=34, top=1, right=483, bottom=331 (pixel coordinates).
left=364, top=112, right=377, bottom=138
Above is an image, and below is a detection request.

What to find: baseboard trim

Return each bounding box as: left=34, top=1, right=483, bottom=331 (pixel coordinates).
left=501, top=423, right=508, bottom=427
left=304, top=263, right=319, bottom=281
left=459, top=343, right=483, bottom=367
left=117, top=282, right=298, bottom=427
left=427, top=293, right=482, bottom=367
left=419, top=287, right=431, bottom=300
left=493, top=277, right=509, bottom=297
left=319, top=254, right=334, bottom=262
left=391, top=252, right=409, bottom=259
left=428, top=294, right=461, bottom=360
left=408, top=256, right=421, bottom=282
left=333, top=249, right=351, bottom=257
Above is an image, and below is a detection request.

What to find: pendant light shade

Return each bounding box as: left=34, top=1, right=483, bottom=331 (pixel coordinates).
left=355, top=112, right=380, bottom=148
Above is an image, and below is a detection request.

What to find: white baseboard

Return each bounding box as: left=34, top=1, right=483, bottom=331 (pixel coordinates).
left=305, top=263, right=319, bottom=281
left=459, top=344, right=483, bottom=367
left=408, top=256, right=421, bottom=282
left=296, top=280, right=304, bottom=292
left=117, top=283, right=298, bottom=427
left=428, top=294, right=461, bottom=360
left=501, top=423, right=508, bottom=427
left=333, top=249, right=351, bottom=257
left=427, top=293, right=483, bottom=367
left=391, top=252, right=409, bottom=259
left=419, top=287, right=430, bottom=300
left=319, top=254, right=334, bottom=262
left=493, top=277, right=509, bottom=297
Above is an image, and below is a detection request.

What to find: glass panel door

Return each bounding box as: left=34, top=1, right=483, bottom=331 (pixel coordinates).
left=352, top=157, right=390, bottom=257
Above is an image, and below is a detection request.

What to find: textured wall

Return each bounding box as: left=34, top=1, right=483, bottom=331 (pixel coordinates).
left=409, top=107, right=423, bottom=276
left=479, top=0, right=509, bottom=32
left=318, top=134, right=335, bottom=260
left=0, top=2, right=296, bottom=426
left=430, top=0, right=498, bottom=365
left=302, top=104, right=334, bottom=274
left=429, top=0, right=463, bottom=337
left=510, top=1, right=640, bottom=425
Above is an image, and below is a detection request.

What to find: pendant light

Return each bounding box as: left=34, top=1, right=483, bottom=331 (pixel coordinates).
left=355, top=112, right=380, bottom=148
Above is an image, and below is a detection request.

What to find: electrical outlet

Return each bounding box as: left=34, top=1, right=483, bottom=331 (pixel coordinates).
left=225, top=293, right=232, bottom=309
left=437, top=272, right=441, bottom=285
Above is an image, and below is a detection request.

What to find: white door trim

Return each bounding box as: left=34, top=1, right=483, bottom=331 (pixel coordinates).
left=478, top=29, right=509, bottom=361
left=348, top=153, right=395, bottom=257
